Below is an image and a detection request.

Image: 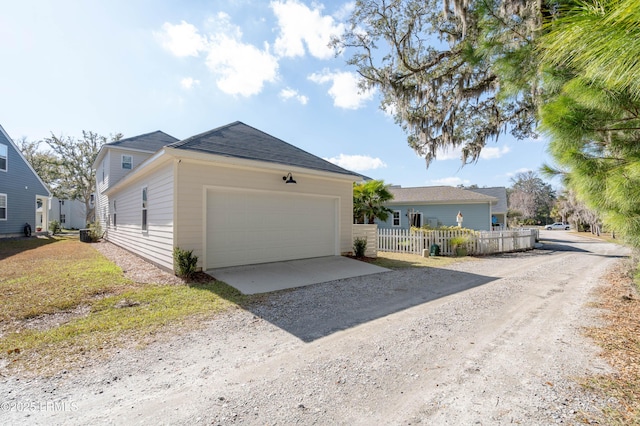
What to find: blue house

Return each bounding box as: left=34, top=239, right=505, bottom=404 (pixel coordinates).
left=0, top=125, right=51, bottom=237
left=376, top=186, right=499, bottom=231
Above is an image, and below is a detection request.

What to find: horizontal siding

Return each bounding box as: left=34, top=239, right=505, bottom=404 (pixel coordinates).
left=0, top=131, right=50, bottom=236
left=378, top=203, right=492, bottom=231
left=105, top=164, right=174, bottom=270
left=108, top=148, right=154, bottom=189
left=175, top=161, right=354, bottom=269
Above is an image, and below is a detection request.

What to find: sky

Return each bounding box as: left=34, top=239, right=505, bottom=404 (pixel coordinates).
left=0, top=0, right=554, bottom=189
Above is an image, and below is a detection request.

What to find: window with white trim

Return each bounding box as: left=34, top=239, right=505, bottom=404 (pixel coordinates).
left=392, top=210, right=401, bottom=227
left=122, top=155, right=132, bottom=170
left=0, top=144, right=7, bottom=171
left=60, top=214, right=66, bottom=224
left=141, top=187, right=148, bottom=231
left=112, top=200, right=117, bottom=227
left=0, top=194, right=6, bottom=220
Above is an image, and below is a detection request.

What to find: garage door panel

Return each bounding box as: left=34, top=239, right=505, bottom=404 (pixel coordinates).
left=206, top=189, right=337, bottom=268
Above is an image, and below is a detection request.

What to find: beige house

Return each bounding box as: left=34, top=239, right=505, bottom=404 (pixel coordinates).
left=93, top=122, right=361, bottom=272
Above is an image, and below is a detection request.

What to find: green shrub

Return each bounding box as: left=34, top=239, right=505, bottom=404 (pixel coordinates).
left=353, top=237, right=367, bottom=258
left=50, top=220, right=61, bottom=235
left=88, top=221, right=103, bottom=242
left=173, top=247, right=198, bottom=279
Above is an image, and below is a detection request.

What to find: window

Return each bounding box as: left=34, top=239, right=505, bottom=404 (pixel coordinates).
left=0, top=144, right=7, bottom=171
left=122, top=155, right=132, bottom=170
left=112, top=200, right=117, bottom=227
left=60, top=214, right=66, bottom=224
left=0, top=194, right=6, bottom=220
left=409, top=212, right=422, bottom=227
left=141, top=187, right=148, bottom=231
left=392, top=210, right=401, bottom=227
left=113, top=213, right=117, bottom=227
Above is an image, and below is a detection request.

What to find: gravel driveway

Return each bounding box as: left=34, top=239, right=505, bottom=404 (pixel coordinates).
left=0, top=231, right=629, bottom=425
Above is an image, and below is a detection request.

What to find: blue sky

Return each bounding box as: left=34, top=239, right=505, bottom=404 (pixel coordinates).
left=0, top=0, right=552, bottom=189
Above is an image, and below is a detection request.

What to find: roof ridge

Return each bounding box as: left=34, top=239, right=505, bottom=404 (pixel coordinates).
left=107, top=129, right=177, bottom=145
left=167, top=121, right=242, bottom=149
left=168, top=121, right=357, bottom=176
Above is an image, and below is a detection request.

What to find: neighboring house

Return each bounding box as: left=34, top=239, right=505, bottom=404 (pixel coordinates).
left=467, top=187, right=509, bottom=229
left=49, top=197, right=87, bottom=230
left=93, top=121, right=361, bottom=272
left=0, top=124, right=51, bottom=237
left=376, top=186, right=498, bottom=231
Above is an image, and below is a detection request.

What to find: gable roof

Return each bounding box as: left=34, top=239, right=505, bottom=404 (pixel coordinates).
left=468, top=187, right=508, bottom=213
left=388, top=186, right=497, bottom=204
left=104, top=130, right=179, bottom=152
left=167, top=121, right=358, bottom=177
left=0, top=124, right=51, bottom=197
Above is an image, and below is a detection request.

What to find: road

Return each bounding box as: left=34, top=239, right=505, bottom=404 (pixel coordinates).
left=1, top=231, right=629, bottom=425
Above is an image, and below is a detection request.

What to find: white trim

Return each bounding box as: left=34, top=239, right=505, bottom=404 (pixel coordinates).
left=141, top=186, right=148, bottom=232
left=121, top=154, right=133, bottom=170
left=408, top=211, right=423, bottom=227
left=0, top=125, right=51, bottom=196
left=165, top=147, right=361, bottom=182
left=0, top=142, right=7, bottom=172
left=392, top=210, right=401, bottom=227
left=0, top=193, right=7, bottom=220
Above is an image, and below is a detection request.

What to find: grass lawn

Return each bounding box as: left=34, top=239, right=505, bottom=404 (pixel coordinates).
left=0, top=236, right=244, bottom=375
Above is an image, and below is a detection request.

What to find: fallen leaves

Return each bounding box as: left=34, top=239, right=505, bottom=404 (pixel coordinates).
left=583, top=259, right=640, bottom=424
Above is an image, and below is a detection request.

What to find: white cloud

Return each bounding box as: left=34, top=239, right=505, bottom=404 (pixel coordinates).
left=435, top=145, right=510, bottom=161
left=435, top=146, right=463, bottom=161
left=279, top=87, right=308, bottom=105
left=205, top=35, right=279, bottom=97
left=158, top=14, right=279, bottom=97
left=271, top=0, right=345, bottom=59
left=480, top=145, right=510, bottom=160
left=180, top=77, right=200, bottom=90
left=324, top=154, right=387, bottom=171
left=429, top=177, right=470, bottom=186
left=506, top=167, right=532, bottom=177
left=334, top=2, right=356, bottom=21
left=308, top=69, right=375, bottom=109
left=156, top=21, right=206, bottom=57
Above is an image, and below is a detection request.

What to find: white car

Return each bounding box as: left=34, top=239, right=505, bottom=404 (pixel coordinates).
left=545, top=222, right=570, bottom=230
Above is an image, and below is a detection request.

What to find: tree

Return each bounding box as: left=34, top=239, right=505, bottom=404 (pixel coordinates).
left=552, top=189, right=602, bottom=234
left=353, top=180, right=394, bottom=224
left=508, top=171, right=555, bottom=225
left=335, top=0, right=545, bottom=165
left=539, top=0, right=640, bottom=248
left=15, top=137, right=64, bottom=195
left=45, top=131, right=122, bottom=224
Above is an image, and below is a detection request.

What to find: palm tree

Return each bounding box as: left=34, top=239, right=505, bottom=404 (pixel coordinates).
left=353, top=180, right=394, bottom=224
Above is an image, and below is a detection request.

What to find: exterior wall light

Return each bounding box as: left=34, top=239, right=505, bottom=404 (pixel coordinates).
left=282, top=172, right=297, bottom=184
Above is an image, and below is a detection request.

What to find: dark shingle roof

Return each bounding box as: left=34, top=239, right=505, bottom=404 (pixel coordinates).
left=468, top=187, right=508, bottom=213
left=167, top=121, right=358, bottom=177
left=388, top=186, right=498, bottom=203
left=106, top=130, right=179, bottom=152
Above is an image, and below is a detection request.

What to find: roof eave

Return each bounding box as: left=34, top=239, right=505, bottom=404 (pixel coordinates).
left=165, top=147, right=362, bottom=181
left=103, top=149, right=171, bottom=195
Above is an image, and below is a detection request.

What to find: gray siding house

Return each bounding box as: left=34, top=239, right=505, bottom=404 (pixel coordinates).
left=0, top=125, right=51, bottom=237
left=376, top=186, right=498, bottom=231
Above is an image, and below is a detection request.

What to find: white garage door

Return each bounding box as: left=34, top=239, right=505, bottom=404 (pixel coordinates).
left=206, top=189, right=338, bottom=269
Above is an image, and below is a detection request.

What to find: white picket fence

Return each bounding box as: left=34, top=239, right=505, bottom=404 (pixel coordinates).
left=377, top=228, right=538, bottom=256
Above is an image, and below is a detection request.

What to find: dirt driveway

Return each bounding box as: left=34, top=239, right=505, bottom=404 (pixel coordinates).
left=1, top=231, right=629, bottom=425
